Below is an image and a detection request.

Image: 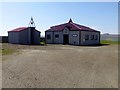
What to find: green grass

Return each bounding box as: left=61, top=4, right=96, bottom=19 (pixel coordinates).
left=100, top=40, right=120, bottom=44
left=1, top=48, right=16, bottom=55
left=40, top=41, right=46, bottom=45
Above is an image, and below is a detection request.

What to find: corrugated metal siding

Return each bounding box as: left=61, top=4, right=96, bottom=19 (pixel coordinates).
left=19, top=29, right=29, bottom=44
left=8, top=32, right=19, bottom=44
left=33, top=30, right=40, bottom=44
left=8, top=28, right=41, bottom=45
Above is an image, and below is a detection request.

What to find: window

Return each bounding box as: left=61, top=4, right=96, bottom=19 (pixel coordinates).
left=85, top=35, right=89, bottom=40
left=95, top=35, right=98, bottom=40
left=91, top=35, right=94, bottom=40
left=47, top=35, right=51, bottom=39
left=64, top=29, right=68, bottom=33
left=55, top=35, right=59, bottom=38
left=73, top=34, right=77, bottom=37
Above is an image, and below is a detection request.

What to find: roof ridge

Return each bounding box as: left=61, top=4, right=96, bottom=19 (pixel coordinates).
left=74, top=23, right=94, bottom=30
left=70, top=22, right=81, bottom=30
left=51, top=23, right=67, bottom=28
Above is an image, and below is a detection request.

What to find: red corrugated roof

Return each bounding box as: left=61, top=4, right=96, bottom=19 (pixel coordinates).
left=8, top=27, right=28, bottom=32
left=46, top=19, right=99, bottom=32
left=8, top=27, right=41, bottom=33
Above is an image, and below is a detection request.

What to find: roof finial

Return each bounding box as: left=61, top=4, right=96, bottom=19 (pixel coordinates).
left=69, top=18, right=73, bottom=23
left=28, top=17, right=36, bottom=27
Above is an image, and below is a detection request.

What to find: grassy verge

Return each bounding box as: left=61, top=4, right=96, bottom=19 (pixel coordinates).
left=100, top=40, right=120, bottom=44
left=1, top=48, right=16, bottom=55
left=40, top=41, right=46, bottom=45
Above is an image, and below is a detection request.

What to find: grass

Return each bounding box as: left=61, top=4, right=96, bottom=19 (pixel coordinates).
left=100, top=40, right=120, bottom=44
left=1, top=40, right=118, bottom=56
left=40, top=41, right=46, bottom=45
left=1, top=48, right=16, bottom=55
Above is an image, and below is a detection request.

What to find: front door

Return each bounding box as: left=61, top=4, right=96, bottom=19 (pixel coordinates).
left=63, top=34, right=69, bottom=44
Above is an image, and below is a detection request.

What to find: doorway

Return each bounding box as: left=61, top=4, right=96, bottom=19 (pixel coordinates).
left=63, top=34, right=69, bottom=44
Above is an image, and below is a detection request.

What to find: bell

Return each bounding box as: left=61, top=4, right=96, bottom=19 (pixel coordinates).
left=31, top=22, right=33, bottom=24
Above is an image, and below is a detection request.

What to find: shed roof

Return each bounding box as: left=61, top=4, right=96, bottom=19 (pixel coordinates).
left=46, top=19, right=100, bottom=32
left=8, top=27, right=41, bottom=32
left=8, top=27, right=28, bottom=32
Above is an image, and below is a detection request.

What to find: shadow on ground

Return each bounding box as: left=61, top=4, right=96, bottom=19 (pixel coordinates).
left=75, top=44, right=110, bottom=47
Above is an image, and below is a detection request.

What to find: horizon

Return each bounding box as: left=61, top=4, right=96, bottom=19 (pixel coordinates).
left=1, top=2, right=118, bottom=36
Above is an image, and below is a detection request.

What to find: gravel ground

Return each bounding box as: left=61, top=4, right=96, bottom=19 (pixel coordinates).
left=2, top=44, right=118, bottom=88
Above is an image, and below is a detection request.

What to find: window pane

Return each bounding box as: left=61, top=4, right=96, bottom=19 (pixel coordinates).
left=55, top=35, right=59, bottom=38
left=95, top=35, right=98, bottom=40
left=91, top=35, right=94, bottom=40
left=85, top=35, right=89, bottom=40
left=47, top=35, right=51, bottom=39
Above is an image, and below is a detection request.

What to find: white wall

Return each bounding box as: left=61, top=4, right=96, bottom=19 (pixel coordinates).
left=69, top=31, right=80, bottom=45
left=53, top=31, right=63, bottom=44
left=46, top=31, right=63, bottom=44
left=80, top=31, right=100, bottom=45
left=45, top=31, right=53, bottom=44
left=45, top=30, right=100, bottom=45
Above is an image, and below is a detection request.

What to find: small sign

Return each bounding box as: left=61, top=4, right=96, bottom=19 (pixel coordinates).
left=73, top=34, right=77, bottom=37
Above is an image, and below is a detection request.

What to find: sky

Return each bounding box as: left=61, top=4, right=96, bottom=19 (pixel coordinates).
left=0, top=2, right=118, bottom=36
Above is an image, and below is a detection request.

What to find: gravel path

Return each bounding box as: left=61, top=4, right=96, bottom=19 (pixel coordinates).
left=2, top=44, right=118, bottom=88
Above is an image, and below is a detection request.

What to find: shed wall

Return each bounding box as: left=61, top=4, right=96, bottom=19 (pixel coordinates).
left=8, top=28, right=41, bottom=45
left=33, top=30, right=40, bottom=44
left=8, top=32, right=19, bottom=44
left=19, top=29, right=29, bottom=44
